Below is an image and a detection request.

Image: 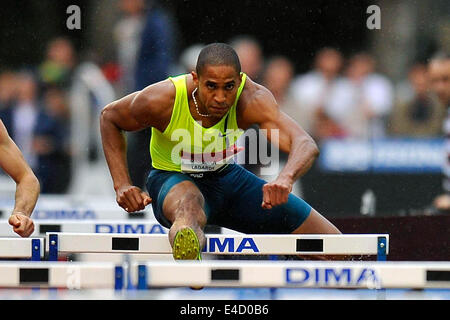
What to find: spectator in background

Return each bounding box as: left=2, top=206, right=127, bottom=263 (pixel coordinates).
left=64, top=40, right=116, bottom=195
left=0, top=71, right=17, bottom=111
left=38, top=37, right=76, bottom=89
left=261, top=55, right=303, bottom=198
left=34, top=36, right=116, bottom=195
left=428, top=53, right=450, bottom=212
left=325, top=52, right=394, bottom=140
left=113, top=0, right=146, bottom=95
left=0, top=71, right=18, bottom=142
left=33, top=86, right=71, bottom=193
left=177, top=43, right=204, bottom=74
left=229, top=36, right=264, bottom=82
left=230, top=36, right=265, bottom=176
left=114, top=0, right=176, bottom=189
left=262, top=56, right=295, bottom=109
left=291, top=48, right=344, bottom=140
left=134, top=0, right=175, bottom=92
left=388, top=63, right=444, bottom=137
left=3, top=72, right=40, bottom=171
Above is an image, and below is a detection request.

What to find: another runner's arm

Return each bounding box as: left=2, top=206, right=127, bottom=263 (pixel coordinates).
left=0, top=120, right=40, bottom=218
left=0, top=120, right=39, bottom=237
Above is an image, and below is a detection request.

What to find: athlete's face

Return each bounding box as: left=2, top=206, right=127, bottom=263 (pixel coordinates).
left=192, top=64, right=242, bottom=118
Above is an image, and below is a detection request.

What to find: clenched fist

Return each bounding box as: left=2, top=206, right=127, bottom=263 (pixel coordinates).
left=261, top=178, right=293, bottom=209
left=116, top=185, right=152, bottom=213
left=9, top=213, right=35, bottom=237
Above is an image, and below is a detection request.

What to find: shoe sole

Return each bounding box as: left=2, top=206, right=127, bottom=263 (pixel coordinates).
left=172, top=227, right=201, bottom=260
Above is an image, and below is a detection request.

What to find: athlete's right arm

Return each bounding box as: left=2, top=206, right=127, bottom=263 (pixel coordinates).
left=100, top=79, right=175, bottom=213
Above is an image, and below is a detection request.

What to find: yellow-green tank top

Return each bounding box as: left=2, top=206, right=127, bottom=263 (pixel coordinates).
left=150, top=73, right=247, bottom=172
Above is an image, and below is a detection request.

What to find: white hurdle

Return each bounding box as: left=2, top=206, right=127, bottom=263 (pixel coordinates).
left=0, top=261, right=123, bottom=289
left=130, top=260, right=450, bottom=289
left=0, top=219, right=240, bottom=237
left=0, top=260, right=448, bottom=290
left=0, top=194, right=153, bottom=220
left=45, top=233, right=389, bottom=261
left=0, top=238, right=44, bottom=261
left=0, top=219, right=169, bottom=237
left=0, top=260, right=450, bottom=290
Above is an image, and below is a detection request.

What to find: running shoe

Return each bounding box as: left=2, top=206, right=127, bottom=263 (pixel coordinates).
left=172, top=227, right=202, bottom=261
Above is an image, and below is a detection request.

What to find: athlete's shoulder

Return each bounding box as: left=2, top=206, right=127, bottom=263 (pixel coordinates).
left=240, top=77, right=276, bottom=106
left=128, top=77, right=177, bottom=131
left=135, top=77, right=177, bottom=111
left=238, top=76, right=278, bottom=123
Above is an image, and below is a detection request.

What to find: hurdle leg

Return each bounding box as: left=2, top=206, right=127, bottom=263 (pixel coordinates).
left=48, top=234, right=59, bottom=261
left=269, top=255, right=278, bottom=299
left=115, top=266, right=124, bottom=290
left=31, top=239, right=41, bottom=261
left=376, top=237, right=387, bottom=295
left=377, top=236, right=387, bottom=261
left=30, top=239, right=43, bottom=291
left=137, top=265, right=147, bottom=290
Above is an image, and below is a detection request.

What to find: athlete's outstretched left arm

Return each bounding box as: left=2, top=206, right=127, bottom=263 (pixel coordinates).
left=0, top=120, right=39, bottom=237
left=243, top=86, right=319, bottom=209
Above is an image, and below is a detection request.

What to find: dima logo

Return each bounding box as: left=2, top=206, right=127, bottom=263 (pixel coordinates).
left=204, top=237, right=259, bottom=253
left=34, top=210, right=96, bottom=219
left=286, top=267, right=380, bottom=287
left=95, top=224, right=166, bottom=234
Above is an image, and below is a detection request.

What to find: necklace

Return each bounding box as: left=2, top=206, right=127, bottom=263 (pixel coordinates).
left=192, top=88, right=211, bottom=117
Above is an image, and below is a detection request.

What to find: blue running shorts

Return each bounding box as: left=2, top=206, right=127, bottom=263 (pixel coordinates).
left=146, top=164, right=312, bottom=234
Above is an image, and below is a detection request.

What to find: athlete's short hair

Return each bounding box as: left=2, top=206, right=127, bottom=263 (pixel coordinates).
left=196, top=43, right=241, bottom=76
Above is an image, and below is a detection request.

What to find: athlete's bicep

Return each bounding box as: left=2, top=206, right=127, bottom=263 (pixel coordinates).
left=101, top=91, right=143, bottom=131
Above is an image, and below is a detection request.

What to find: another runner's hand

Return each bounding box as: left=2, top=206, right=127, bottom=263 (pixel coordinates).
left=9, top=213, right=35, bottom=237
left=261, top=178, right=292, bottom=210
left=116, top=185, right=152, bottom=213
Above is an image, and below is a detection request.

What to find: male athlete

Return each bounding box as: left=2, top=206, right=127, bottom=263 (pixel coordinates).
left=0, top=119, right=39, bottom=237
left=100, top=43, right=341, bottom=260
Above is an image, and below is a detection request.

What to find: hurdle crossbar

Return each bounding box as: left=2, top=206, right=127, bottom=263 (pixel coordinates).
left=0, top=238, right=44, bottom=261
left=45, top=233, right=389, bottom=260
left=0, top=219, right=169, bottom=237
left=131, top=260, right=450, bottom=289
left=0, top=261, right=123, bottom=289
left=0, top=194, right=153, bottom=220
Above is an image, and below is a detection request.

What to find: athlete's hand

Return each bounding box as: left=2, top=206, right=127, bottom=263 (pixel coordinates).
left=116, top=185, right=152, bottom=213
left=261, top=178, right=292, bottom=209
left=9, top=213, right=35, bottom=237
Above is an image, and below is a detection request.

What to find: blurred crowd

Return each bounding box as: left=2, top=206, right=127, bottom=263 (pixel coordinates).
left=252, top=44, right=445, bottom=143
left=0, top=0, right=448, bottom=203
left=0, top=39, right=74, bottom=194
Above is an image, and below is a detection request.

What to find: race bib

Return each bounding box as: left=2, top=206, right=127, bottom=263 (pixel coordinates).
left=180, top=144, right=244, bottom=173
